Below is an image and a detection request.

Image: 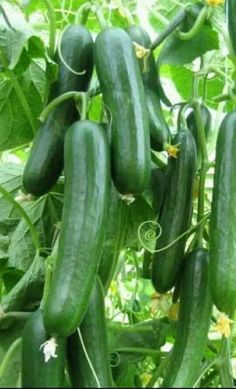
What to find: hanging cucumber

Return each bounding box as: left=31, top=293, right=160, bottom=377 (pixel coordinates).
left=43, top=120, right=110, bottom=338
left=209, top=110, right=236, bottom=315
left=162, top=248, right=212, bottom=388
left=98, top=184, right=128, bottom=293
left=126, top=26, right=170, bottom=150
left=227, top=0, right=236, bottom=59
left=22, top=309, right=66, bottom=388
left=67, top=277, right=113, bottom=388
left=151, top=129, right=197, bottom=293
left=23, top=25, right=94, bottom=196
left=95, top=27, right=151, bottom=195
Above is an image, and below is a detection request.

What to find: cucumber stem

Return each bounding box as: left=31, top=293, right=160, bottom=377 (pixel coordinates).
left=39, top=91, right=87, bottom=121
left=177, top=5, right=209, bottom=41
left=75, top=2, right=91, bottom=25
left=0, top=338, right=22, bottom=380
left=91, top=6, right=107, bottom=30
left=192, top=74, right=209, bottom=247
left=44, top=0, right=57, bottom=58
left=151, top=8, right=187, bottom=50
left=218, top=336, right=234, bottom=388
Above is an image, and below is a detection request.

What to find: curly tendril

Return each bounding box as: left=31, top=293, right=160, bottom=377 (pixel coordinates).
left=138, top=220, right=162, bottom=252
left=58, top=26, right=86, bottom=76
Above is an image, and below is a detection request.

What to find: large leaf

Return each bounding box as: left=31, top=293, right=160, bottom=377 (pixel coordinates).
left=0, top=163, right=23, bottom=221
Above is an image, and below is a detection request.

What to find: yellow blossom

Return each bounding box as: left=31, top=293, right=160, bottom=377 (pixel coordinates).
left=206, top=0, right=224, bottom=6
left=214, top=314, right=233, bottom=338
left=168, top=303, right=180, bottom=321
left=165, top=143, right=181, bottom=158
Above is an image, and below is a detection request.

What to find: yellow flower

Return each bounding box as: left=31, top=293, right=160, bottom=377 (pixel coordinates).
left=133, top=41, right=150, bottom=59
left=206, top=0, right=224, bottom=6
left=214, top=314, right=233, bottom=338
left=168, top=303, right=180, bottom=321
left=165, top=143, right=181, bottom=158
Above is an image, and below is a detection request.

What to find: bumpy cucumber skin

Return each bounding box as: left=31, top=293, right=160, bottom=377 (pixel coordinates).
left=67, top=277, right=113, bottom=388
left=209, top=110, right=236, bottom=315
left=23, top=25, right=94, bottom=196
left=43, top=120, right=110, bottom=338
left=151, top=129, right=197, bottom=293
left=95, top=27, right=151, bottom=195
left=126, top=25, right=157, bottom=87
left=98, top=184, right=127, bottom=293
left=227, top=0, right=236, bottom=58
left=22, top=309, right=66, bottom=388
left=162, top=249, right=212, bottom=388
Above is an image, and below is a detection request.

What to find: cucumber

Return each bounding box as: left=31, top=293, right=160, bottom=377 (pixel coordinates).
left=145, top=87, right=170, bottom=151
left=23, top=25, right=94, bottom=196
left=151, top=129, right=197, bottom=293
left=126, top=25, right=157, bottom=88
left=227, top=0, right=236, bottom=58
left=162, top=248, right=212, bottom=388
left=209, top=110, right=236, bottom=315
left=67, top=277, right=113, bottom=388
left=43, top=120, right=110, bottom=337
left=98, top=183, right=128, bottom=293
left=22, top=309, right=66, bottom=388
left=126, top=26, right=170, bottom=151
left=95, top=27, right=151, bottom=195
left=186, top=104, right=211, bottom=161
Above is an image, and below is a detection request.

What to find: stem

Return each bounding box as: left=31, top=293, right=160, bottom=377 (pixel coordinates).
left=92, top=6, right=107, bottom=29
left=39, top=91, right=86, bottom=121
left=44, top=0, right=57, bottom=58
left=0, top=185, right=40, bottom=251
left=40, top=261, right=53, bottom=310
left=0, top=311, right=31, bottom=320
left=75, top=2, right=91, bottom=25
left=177, top=6, right=209, bottom=41
left=112, top=347, right=165, bottom=356
left=151, top=8, right=187, bottom=50
left=218, top=336, right=234, bottom=388
left=0, top=49, right=36, bottom=134
left=76, top=92, right=87, bottom=120
left=193, top=358, right=218, bottom=388
left=0, top=338, right=22, bottom=379
left=192, top=74, right=209, bottom=246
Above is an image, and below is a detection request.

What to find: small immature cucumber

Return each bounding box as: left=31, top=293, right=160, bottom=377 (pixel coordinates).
left=209, top=109, right=236, bottom=315
left=162, top=249, right=212, bottom=388
left=23, top=25, right=94, bottom=196
left=22, top=309, right=66, bottom=388
left=43, top=120, right=110, bottom=338
left=95, top=27, right=151, bottom=195
left=151, top=129, right=197, bottom=293
left=67, top=277, right=113, bottom=388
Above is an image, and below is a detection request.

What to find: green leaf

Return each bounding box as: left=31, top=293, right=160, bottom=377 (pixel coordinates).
left=159, top=23, right=219, bottom=66
left=0, top=164, right=23, bottom=221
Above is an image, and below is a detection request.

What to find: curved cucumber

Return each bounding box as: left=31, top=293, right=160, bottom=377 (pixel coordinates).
left=98, top=183, right=128, bottom=293
left=67, top=277, right=113, bottom=388
left=209, top=110, right=236, bottom=315
left=227, top=0, right=236, bottom=58
left=43, top=120, right=110, bottom=337
left=162, top=249, right=212, bottom=388
left=23, top=25, right=94, bottom=196
left=95, top=27, right=151, bottom=195
left=151, top=129, right=197, bottom=293
left=22, top=309, right=66, bottom=388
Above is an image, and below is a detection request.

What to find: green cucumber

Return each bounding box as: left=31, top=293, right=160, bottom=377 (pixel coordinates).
left=95, top=27, right=151, bottom=195
left=151, top=129, right=197, bottom=293
left=126, top=25, right=157, bottom=88
left=67, top=277, right=113, bottom=388
left=162, top=248, right=212, bottom=388
left=186, top=104, right=211, bottom=161
left=23, top=25, right=94, bottom=196
left=98, top=184, right=127, bottom=293
left=146, top=87, right=170, bottom=151
left=209, top=110, right=236, bottom=315
left=227, top=0, right=236, bottom=58
left=22, top=309, right=66, bottom=388
left=44, top=120, right=110, bottom=337
left=126, top=26, right=170, bottom=150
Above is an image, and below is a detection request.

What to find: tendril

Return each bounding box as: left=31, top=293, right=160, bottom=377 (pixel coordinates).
left=138, top=220, right=162, bottom=252
left=58, top=26, right=86, bottom=76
